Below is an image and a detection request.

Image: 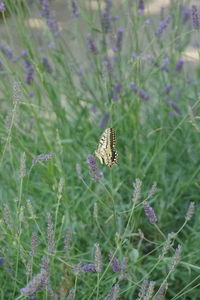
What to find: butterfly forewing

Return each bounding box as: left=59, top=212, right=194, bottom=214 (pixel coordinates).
left=95, top=128, right=118, bottom=167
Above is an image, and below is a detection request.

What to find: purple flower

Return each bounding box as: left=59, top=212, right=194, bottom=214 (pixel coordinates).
left=175, top=59, right=184, bottom=71
left=166, top=99, right=181, bottom=114
left=41, top=57, right=52, bottom=73
left=38, top=0, right=59, bottom=36
left=138, top=0, right=144, bottom=14
left=145, top=19, right=151, bottom=25
left=0, top=257, right=5, bottom=265
left=191, top=5, right=200, bottom=28
left=161, top=57, right=169, bottom=72
left=99, top=112, right=110, bottom=129
left=155, top=16, right=171, bottom=37
left=82, top=264, right=96, bottom=272
left=109, top=253, right=121, bottom=272
left=0, top=44, right=13, bottom=60
left=182, top=7, right=190, bottom=23
left=0, top=2, right=5, bottom=12
left=87, top=35, right=98, bottom=55
left=70, top=0, right=79, bottom=18
left=112, top=83, right=122, bottom=101
left=77, top=67, right=84, bottom=75
left=101, top=10, right=111, bottom=33
left=103, top=55, right=113, bottom=73
left=23, top=59, right=34, bottom=85
left=101, top=1, right=113, bottom=32
left=113, top=27, right=123, bottom=52
left=29, top=91, right=35, bottom=97
left=163, top=84, right=173, bottom=95
left=20, top=269, right=48, bottom=298
left=48, top=41, right=56, bottom=49
left=21, top=49, right=28, bottom=57
left=131, top=52, right=137, bottom=58
left=143, top=201, right=157, bottom=223
left=139, top=89, right=149, bottom=101
left=130, top=82, right=138, bottom=93
left=87, top=155, right=103, bottom=181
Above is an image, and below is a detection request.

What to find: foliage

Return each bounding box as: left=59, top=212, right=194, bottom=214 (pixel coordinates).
left=0, top=0, right=200, bottom=299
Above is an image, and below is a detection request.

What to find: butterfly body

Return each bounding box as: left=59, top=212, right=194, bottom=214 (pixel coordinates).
left=95, top=128, right=118, bottom=167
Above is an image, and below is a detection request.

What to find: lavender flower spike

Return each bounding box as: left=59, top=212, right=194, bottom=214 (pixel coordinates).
left=143, top=201, right=157, bottom=223
left=138, top=0, right=145, bottom=14
left=20, top=269, right=48, bottom=298
left=0, top=2, right=5, bottom=12
left=87, top=155, right=103, bottom=181
left=42, top=57, right=52, bottom=73
left=109, top=252, right=121, bottom=272
left=191, top=5, right=200, bottom=28
left=70, top=0, right=79, bottom=18
left=175, top=59, right=184, bottom=71
left=82, top=264, right=96, bottom=272
left=87, top=35, right=98, bottom=55
left=94, top=243, right=102, bottom=273
left=155, top=16, right=171, bottom=37
left=113, top=27, right=123, bottom=52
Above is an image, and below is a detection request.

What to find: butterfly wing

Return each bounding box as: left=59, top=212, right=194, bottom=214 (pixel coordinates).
left=95, top=128, right=118, bottom=167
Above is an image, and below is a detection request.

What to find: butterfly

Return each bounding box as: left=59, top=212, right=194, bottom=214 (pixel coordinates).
left=95, top=128, right=118, bottom=167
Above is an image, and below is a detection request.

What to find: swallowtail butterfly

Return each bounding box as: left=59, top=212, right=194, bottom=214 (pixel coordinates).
left=95, top=128, right=118, bottom=167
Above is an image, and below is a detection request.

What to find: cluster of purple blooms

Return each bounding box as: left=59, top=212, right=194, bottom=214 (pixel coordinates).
left=38, top=0, right=59, bottom=37
left=70, top=0, right=79, bottom=18
left=143, top=201, right=157, bottom=224
left=41, top=57, right=52, bottom=73
left=130, top=82, right=149, bottom=101
left=112, top=82, right=122, bottom=101
left=113, top=27, right=124, bottom=52
left=0, top=1, right=5, bottom=12
left=0, top=44, right=14, bottom=61
left=21, top=50, right=34, bottom=85
left=137, top=0, right=145, bottom=15
left=155, top=16, right=172, bottom=37
left=101, top=0, right=113, bottom=33
left=87, top=155, right=103, bottom=181
left=191, top=5, right=200, bottom=28
left=87, top=35, right=98, bottom=55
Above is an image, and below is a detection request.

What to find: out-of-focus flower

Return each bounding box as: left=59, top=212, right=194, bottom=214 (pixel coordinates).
left=113, top=27, right=123, bottom=52
left=82, top=264, right=96, bottom=272
left=0, top=257, right=5, bottom=265
left=41, top=57, right=52, bottom=73
left=87, top=155, right=103, bottom=181
left=87, top=35, right=98, bottom=55
left=112, top=83, right=122, bottom=101
left=0, top=44, right=14, bottom=61
left=169, top=245, right=181, bottom=272
left=139, top=90, right=149, bottom=101
left=0, top=2, right=5, bottom=12
left=138, top=0, right=144, bottom=14
left=20, top=269, right=48, bottom=298
left=32, top=153, right=55, bottom=165
left=175, top=59, right=184, bottom=71
left=155, top=16, right=171, bottom=37
left=94, top=243, right=102, bottom=273
left=191, top=5, right=200, bottom=28
left=143, top=201, right=157, bottom=223
left=185, top=202, right=195, bottom=221
left=182, top=7, right=190, bottom=23
left=70, top=0, right=79, bottom=18
left=99, top=112, right=110, bottom=129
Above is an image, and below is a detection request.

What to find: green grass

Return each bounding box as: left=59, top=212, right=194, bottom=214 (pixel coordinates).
left=0, top=0, right=200, bottom=299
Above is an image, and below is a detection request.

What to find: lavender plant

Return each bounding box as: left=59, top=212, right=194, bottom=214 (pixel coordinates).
left=0, top=0, right=199, bottom=299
